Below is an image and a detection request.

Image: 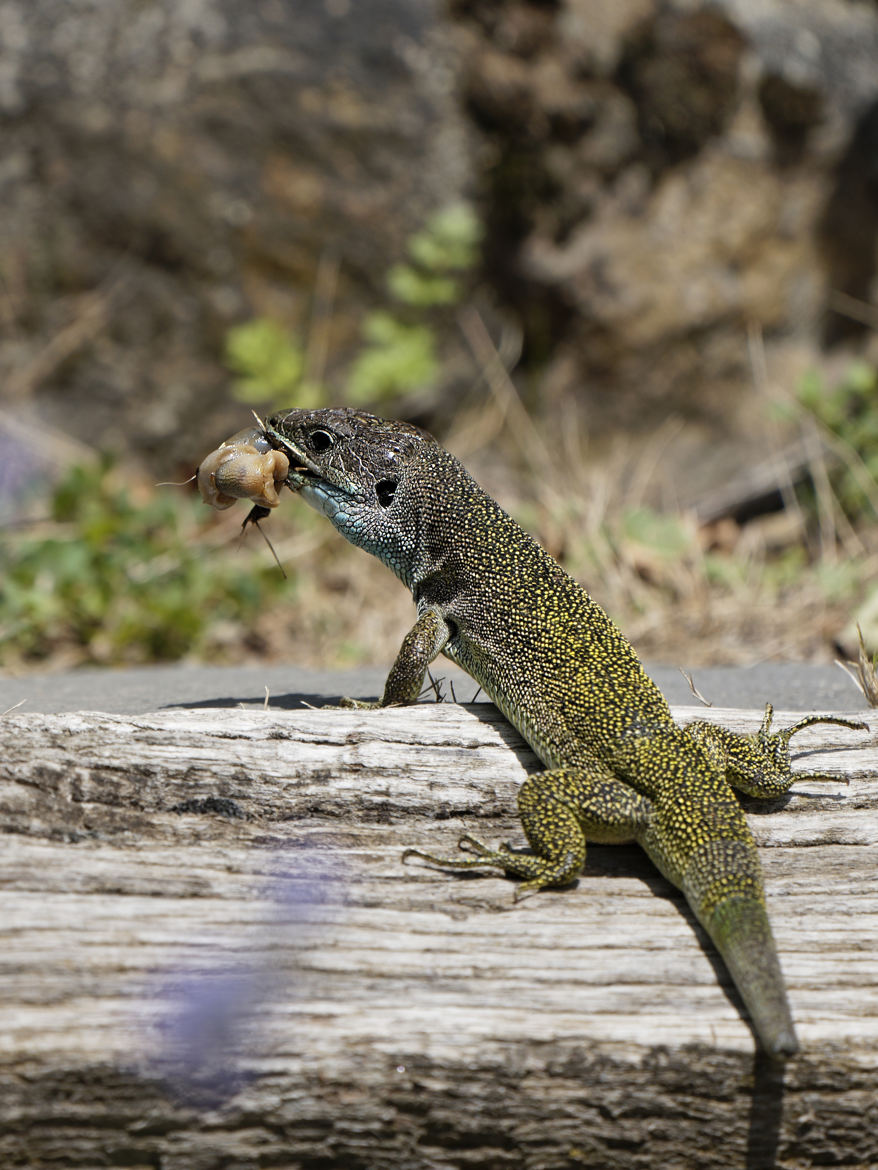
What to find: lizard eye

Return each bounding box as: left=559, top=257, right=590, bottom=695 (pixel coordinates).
left=309, top=429, right=335, bottom=453
left=375, top=478, right=398, bottom=508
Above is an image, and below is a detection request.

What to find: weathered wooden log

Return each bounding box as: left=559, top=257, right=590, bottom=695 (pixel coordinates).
left=0, top=701, right=876, bottom=1169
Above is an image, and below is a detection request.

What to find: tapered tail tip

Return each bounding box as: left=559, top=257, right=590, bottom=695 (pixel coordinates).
left=767, top=1025, right=799, bottom=1061
left=705, top=893, right=800, bottom=1060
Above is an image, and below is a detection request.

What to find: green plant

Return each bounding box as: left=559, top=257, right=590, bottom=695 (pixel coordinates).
left=795, top=361, right=878, bottom=523
left=225, top=202, right=482, bottom=412
left=346, top=313, right=438, bottom=403
left=225, top=318, right=325, bottom=412
left=0, top=458, right=290, bottom=667
left=348, top=203, right=481, bottom=402
left=385, top=203, right=482, bottom=308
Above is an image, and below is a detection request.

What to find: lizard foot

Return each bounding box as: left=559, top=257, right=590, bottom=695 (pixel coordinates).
left=402, top=834, right=577, bottom=897
left=686, top=704, right=869, bottom=798
left=457, top=833, right=513, bottom=858
left=326, top=697, right=382, bottom=709
left=759, top=707, right=867, bottom=783
left=401, top=833, right=509, bottom=873
left=401, top=845, right=502, bottom=873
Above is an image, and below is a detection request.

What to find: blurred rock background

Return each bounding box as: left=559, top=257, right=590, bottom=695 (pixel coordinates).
left=2, top=0, right=878, bottom=675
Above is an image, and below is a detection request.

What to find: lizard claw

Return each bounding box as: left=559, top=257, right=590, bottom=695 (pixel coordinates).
left=457, top=833, right=492, bottom=856
left=512, top=880, right=545, bottom=903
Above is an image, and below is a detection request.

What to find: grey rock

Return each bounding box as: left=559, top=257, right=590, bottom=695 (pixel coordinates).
left=0, top=0, right=471, bottom=469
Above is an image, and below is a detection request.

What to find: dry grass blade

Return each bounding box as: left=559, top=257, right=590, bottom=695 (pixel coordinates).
left=457, top=306, right=554, bottom=477
left=802, top=407, right=878, bottom=524
left=303, top=247, right=339, bottom=389
left=422, top=670, right=446, bottom=703
left=836, top=625, right=878, bottom=708
left=4, top=276, right=129, bottom=402
left=746, top=323, right=807, bottom=533
left=826, top=289, right=878, bottom=332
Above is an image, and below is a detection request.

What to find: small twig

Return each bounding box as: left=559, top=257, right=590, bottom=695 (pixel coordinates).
left=826, top=289, right=878, bottom=332
left=5, top=277, right=128, bottom=402
left=679, top=669, right=712, bottom=707
left=421, top=671, right=445, bottom=704
left=1, top=698, right=27, bottom=717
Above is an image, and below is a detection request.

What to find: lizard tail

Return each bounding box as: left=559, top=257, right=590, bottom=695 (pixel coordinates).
left=703, top=894, right=799, bottom=1060
left=673, top=835, right=799, bottom=1060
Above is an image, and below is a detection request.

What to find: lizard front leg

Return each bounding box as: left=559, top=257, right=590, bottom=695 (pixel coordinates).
left=338, top=606, right=451, bottom=709
left=685, top=703, right=867, bottom=798
left=404, top=763, right=653, bottom=901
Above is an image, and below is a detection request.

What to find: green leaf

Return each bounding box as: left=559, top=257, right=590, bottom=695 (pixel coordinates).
left=796, top=369, right=824, bottom=413
left=621, top=507, right=693, bottom=558
left=842, top=359, right=877, bottom=398
left=387, top=264, right=459, bottom=307
left=407, top=203, right=482, bottom=272
left=225, top=318, right=304, bottom=401
left=347, top=312, right=438, bottom=402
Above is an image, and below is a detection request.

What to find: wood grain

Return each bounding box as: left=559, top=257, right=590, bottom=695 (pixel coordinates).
left=1, top=701, right=876, bottom=1168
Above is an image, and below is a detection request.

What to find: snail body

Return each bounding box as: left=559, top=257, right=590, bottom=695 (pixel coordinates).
left=197, top=426, right=290, bottom=510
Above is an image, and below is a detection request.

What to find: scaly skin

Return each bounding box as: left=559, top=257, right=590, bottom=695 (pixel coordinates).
left=199, top=407, right=867, bottom=1059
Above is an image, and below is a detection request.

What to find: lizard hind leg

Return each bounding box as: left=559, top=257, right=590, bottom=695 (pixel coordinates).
left=402, top=764, right=653, bottom=902
left=685, top=704, right=868, bottom=798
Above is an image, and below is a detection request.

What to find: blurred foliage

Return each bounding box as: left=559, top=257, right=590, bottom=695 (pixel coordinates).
left=0, top=458, right=290, bottom=668
left=1, top=411, right=873, bottom=674
left=225, top=202, right=482, bottom=412
left=347, top=313, right=438, bottom=403
left=224, top=318, right=324, bottom=411
left=618, top=507, right=695, bottom=562
left=794, top=360, right=878, bottom=522
left=385, top=202, right=483, bottom=307
left=225, top=318, right=304, bottom=402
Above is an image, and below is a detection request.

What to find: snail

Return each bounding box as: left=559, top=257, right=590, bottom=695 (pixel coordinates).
left=196, top=426, right=290, bottom=511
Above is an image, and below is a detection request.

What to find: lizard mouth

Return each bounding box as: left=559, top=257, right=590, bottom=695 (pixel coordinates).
left=275, top=450, right=321, bottom=489
left=261, top=426, right=329, bottom=490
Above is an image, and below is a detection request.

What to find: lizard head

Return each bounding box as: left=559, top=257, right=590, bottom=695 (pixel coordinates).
left=262, top=407, right=436, bottom=581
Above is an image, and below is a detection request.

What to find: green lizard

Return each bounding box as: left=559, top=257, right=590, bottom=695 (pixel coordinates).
left=197, top=407, right=866, bottom=1060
